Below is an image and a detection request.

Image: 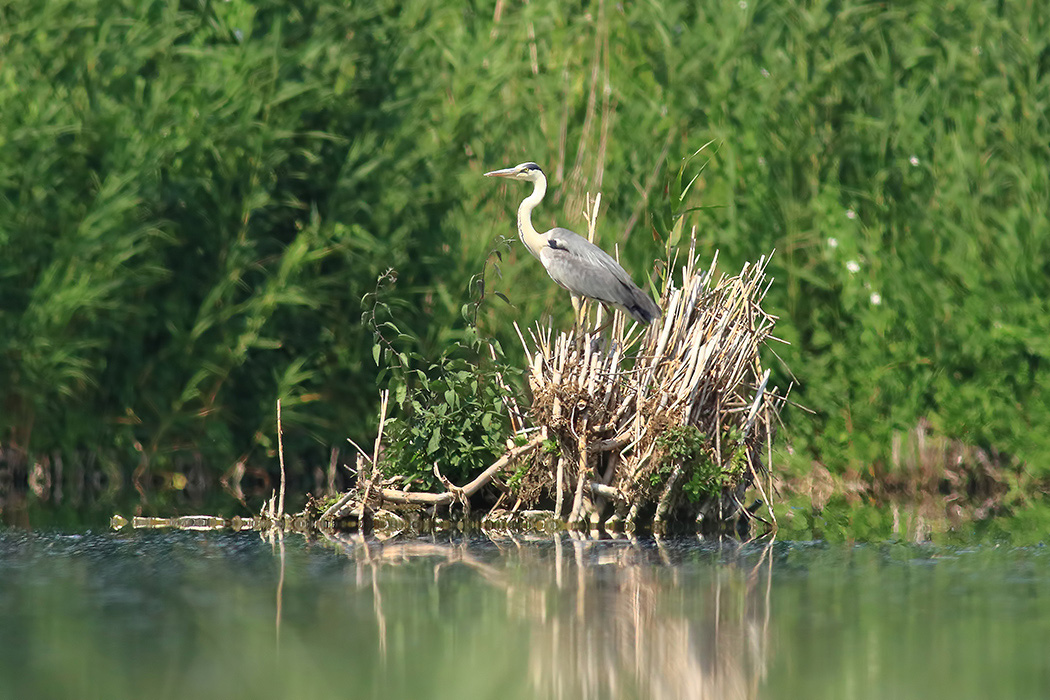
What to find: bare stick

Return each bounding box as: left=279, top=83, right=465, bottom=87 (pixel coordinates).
left=589, top=482, right=625, bottom=503
left=277, top=399, right=286, bottom=519
left=590, top=436, right=629, bottom=453
left=555, top=454, right=566, bottom=517
left=568, top=417, right=590, bottom=526
left=379, top=437, right=543, bottom=505
left=345, top=437, right=372, bottom=465
left=372, top=389, right=390, bottom=471
left=743, top=369, right=771, bottom=437
left=320, top=453, right=365, bottom=522
left=489, top=342, right=524, bottom=433
left=357, top=390, right=390, bottom=520
left=568, top=471, right=588, bottom=527
left=765, top=412, right=778, bottom=528
left=326, top=447, right=338, bottom=497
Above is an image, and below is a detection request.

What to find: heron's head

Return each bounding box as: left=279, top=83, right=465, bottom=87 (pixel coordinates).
left=484, top=162, right=545, bottom=183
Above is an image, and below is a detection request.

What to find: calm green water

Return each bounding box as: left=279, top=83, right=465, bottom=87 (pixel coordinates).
left=0, top=530, right=1047, bottom=700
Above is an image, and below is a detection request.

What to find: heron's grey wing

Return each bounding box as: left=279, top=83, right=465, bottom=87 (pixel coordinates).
left=539, top=228, right=662, bottom=323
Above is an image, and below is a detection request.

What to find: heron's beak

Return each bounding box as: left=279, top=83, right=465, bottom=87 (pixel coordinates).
left=484, top=166, right=517, bottom=178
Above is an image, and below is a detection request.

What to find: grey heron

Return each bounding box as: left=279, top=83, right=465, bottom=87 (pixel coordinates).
left=484, top=162, right=661, bottom=328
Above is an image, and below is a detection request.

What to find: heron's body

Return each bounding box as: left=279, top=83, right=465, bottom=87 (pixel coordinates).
left=485, top=162, right=661, bottom=325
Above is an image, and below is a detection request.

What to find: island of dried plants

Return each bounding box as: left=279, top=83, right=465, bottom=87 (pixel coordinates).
left=282, top=197, right=784, bottom=536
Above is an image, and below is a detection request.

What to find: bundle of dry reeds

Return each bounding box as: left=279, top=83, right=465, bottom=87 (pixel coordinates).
left=514, top=210, right=782, bottom=533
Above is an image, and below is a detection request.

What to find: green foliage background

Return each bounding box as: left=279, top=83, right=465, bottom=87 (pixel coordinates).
left=2, top=0, right=1049, bottom=485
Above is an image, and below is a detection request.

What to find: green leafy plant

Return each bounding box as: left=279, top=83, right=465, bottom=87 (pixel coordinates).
left=365, top=272, right=521, bottom=491
left=656, top=425, right=746, bottom=503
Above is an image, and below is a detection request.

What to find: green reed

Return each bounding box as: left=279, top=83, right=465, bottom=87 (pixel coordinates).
left=2, top=0, right=1048, bottom=497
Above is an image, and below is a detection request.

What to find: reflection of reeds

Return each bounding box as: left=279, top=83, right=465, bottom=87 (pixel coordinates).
left=1, top=446, right=235, bottom=525
left=777, top=418, right=1036, bottom=540
left=322, top=532, right=773, bottom=700
left=526, top=537, right=772, bottom=700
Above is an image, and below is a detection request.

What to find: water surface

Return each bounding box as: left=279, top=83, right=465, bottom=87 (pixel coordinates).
left=0, top=530, right=1046, bottom=699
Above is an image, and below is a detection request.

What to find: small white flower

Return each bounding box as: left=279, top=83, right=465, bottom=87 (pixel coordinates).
left=870, top=292, right=882, bottom=305
left=761, top=68, right=770, bottom=78
left=909, top=155, right=919, bottom=166
left=972, top=45, right=982, bottom=55
left=846, top=260, right=860, bottom=274
left=234, top=28, right=244, bottom=41
left=757, top=156, right=766, bottom=166
left=827, top=237, right=838, bottom=249
left=846, top=209, right=856, bottom=220
left=738, top=0, right=747, bottom=8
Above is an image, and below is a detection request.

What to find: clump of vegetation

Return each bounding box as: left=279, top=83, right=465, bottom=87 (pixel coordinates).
left=364, top=269, right=522, bottom=492
left=379, top=341, right=515, bottom=492
left=657, top=426, right=716, bottom=503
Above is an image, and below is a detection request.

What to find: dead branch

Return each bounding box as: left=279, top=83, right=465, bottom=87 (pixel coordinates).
left=378, top=436, right=544, bottom=506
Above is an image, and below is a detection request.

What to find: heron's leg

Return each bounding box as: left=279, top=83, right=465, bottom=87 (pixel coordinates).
left=570, top=294, right=583, bottom=328
left=570, top=294, right=585, bottom=353
left=591, top=306, right=615, bottom=334
left=577, top=306, right=614, bottom=356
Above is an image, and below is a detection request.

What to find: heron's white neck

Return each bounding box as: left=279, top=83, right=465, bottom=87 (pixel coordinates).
left=517, top=175, right=548, bottom=259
